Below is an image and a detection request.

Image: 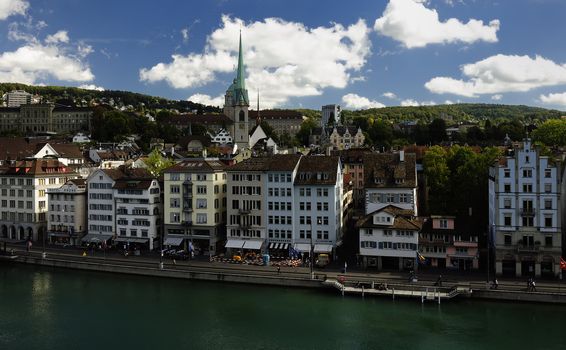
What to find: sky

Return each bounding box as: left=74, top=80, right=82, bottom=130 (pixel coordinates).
left=2, top=0, right=566, bottom=111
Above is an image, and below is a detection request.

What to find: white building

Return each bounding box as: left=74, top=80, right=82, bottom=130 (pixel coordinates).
left=293, top=156, right=343, bottom=259
left=85, top=168, right=122, bottom=244
left=266, top=155, right=302, bottom=254
left=114, top=169, right=161, bottom=250
left=364, top=151, right=418, bottom=215
left=5, top=90, right=32, bottom=107
left=357, top=205, right=421, bottom=270
left=489, top=139, right=562, bottom=277
left=321, top=104, right=341, bottom=127
left=47, top=179, right=87, bottom=245
left=0, top=159, right=78, bottom=242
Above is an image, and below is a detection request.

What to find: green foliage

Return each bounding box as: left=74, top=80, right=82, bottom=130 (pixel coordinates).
left=424, top=145, right=501, bottom=223
left=532, top=119, right=566, bottom=147
left=296, top=118, right=318, bottom=145
left=145, top=148, right=174, bottom=177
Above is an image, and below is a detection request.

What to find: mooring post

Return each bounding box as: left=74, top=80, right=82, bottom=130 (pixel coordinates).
left=438, top=289, right=441, bottom=304
left=421, top=291, right=424, bottom=303
left=362, top=285, right=364, bottom=298
left=392, top=288, right=395, bottom=300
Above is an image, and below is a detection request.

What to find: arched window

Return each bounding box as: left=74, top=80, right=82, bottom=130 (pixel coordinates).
left=239, top=110, right=245, bottom=122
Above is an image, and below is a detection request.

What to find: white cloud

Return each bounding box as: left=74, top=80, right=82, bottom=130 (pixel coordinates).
left=425, top=54, right=566, bottom=97
left=400, top=99, right=436, bottom=106
left=540, top=92, right=566, bottom=107
left=141, top=15, right=372, bottom=108
left=342, top=93, right=385, bottom=110
left=491, top=94, right=502, bottom=101
left=188, top=93, right=224, bottom=107
left=374, top=0, right=499, bottom=48
left=382, top=91, right=397, bottom=99
left=45, top=30, right=69, bottom=44
left=79, top=84, right=104, bottom=91
left=0, top=0, right=28, bottom=21
left=181, top=28, right=190, bottom=43
left=0, top=43, right=94, bottom=84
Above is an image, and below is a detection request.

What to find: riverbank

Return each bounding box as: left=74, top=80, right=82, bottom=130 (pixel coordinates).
left=4, top=247, right=566, bottom=304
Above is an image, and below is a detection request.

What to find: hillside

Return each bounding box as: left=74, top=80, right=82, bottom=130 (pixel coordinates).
left=340, top=103, right=564, bottom=124
left=0, top=83, right=222, bottom=114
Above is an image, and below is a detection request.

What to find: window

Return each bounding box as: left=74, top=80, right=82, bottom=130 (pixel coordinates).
left=170, top=185, right=180, bottom=194
left=504, top=199, right=511, bottom=209
left=197, top=213, right=207, bottom=224
left=504, top=184, right=511, bottom=193
left=170, top=173, right=180, bottom=181
left=170, top=213, right=180, bottom=223
left=522, top=169, right=532, bottom=178
left=545, top=216, right=552, bottom=228
left=384, top=230, right=393, bottom=236
left=439, top=219, right=448, bottom=228
left=170, top=198, right=180, bottom=208
left=196, top=198, right=207, bottom=209
left=522, top=184, right=532, bottom=193
left=504, top=215, right=512, bottom=226
left=197, top=186, right=207, bottom=194
left=522, top=216, right=534, bottom=227
left=545, top=236, right=553, bottom=247
left=504, top=169, right=510, bottom=178
left=545, top=199, right=552, bottom=210
left=544, top=184, right=552, bottom=193
left=545, top=169, right=552, bottom=178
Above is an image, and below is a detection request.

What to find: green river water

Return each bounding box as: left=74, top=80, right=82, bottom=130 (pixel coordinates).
left=1, top=264, right=565, bottom=350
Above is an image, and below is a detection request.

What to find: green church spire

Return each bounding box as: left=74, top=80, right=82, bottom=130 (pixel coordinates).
left=232, top=30, right=249, bottom=106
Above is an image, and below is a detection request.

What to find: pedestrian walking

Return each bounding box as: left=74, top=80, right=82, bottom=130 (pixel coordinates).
left=434, top=275, right=443, bottom=287
left=531, top=279, right=536, bottom=292
left=491, top=278, right=499, bottom=290
left=26, top=240, right=32, bottom=252
left=344, top=261, right=348, bottom=274
left=277, top=266, right=281, bottom=274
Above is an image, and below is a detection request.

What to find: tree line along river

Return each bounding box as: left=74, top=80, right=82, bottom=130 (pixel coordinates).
left=1, top=264, right=566, bottom=350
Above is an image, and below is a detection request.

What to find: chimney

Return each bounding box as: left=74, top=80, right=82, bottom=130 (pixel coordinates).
left=399, top=150, right=405, bottom=162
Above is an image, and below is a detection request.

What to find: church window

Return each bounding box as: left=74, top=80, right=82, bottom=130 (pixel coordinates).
left=239, top=110, right=245, bottom=122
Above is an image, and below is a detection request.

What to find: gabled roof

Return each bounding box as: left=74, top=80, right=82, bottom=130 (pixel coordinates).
left=420, top=215, right=481, bottom=237
left=227, top=154, right=302, bottom=172
left=2, top=159, right=76, bottom=176
left=249, top=110, right=303, bottom=120
left=364, top=152, right=417, bottom=188
left=164, top=159, right=226, bottom=173
left=356, top=205, right=421, bottom=230
left=294, top=156, right=340, bottom=185
left=331, top=148, right=372, bottom=163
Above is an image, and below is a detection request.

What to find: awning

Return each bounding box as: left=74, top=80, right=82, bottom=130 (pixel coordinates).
left=294, top=243, right=311, bottom=253
left=114, top=237, right=149, bottom=244
left=164, top=236, right=184, bottom=246
left=225, top=239, right=245, bottom=249
left=48, top=232, right=73, bottom=238
left=243, top=240, right=263, bottom=250
left=314, top=244, right=333, bottom=253
left=81, top=233, right=113, bottom=243
left=268, top=242, right=276, bottom=249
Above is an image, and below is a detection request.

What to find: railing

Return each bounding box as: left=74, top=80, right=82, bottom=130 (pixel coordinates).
left=520, top=208, right=535, bottom=216
left=517, top=244, right=540, bottom=253
left=238, top=208, right=251, bottom=214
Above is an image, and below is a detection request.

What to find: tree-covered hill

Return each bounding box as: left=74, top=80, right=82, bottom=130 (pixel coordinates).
left=0, top=83, right=221, bottom=113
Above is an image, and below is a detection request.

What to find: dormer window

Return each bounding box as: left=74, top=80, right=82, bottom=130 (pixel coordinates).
left=395, top=178, right=405, bottom=184
left=374, top=177, right=383, bottom=184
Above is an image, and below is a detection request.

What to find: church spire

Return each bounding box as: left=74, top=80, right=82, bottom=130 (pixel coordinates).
left=236, top=30, right=246, bottom=92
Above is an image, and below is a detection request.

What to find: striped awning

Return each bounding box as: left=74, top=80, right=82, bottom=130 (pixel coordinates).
left=81, top=233, right=113, bottom=243
left=164, top=236, right=184, bottom=246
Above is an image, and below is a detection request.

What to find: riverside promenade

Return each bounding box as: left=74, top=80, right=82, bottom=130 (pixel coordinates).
left=3, top=243, right=566, bottom=304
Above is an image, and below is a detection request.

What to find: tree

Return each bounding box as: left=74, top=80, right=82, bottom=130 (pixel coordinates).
left=429, top=118, right=447, bottom=144
left=145, top=148, right=174, bottom=177
left=296, top=118, right=317, bottom=146
left=532, top=119, right=566, bottom=147
left=368, top=120, right=393, bottom=150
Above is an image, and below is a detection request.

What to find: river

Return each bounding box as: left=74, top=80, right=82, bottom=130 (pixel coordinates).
left=1, top=264, right=565, bottom=350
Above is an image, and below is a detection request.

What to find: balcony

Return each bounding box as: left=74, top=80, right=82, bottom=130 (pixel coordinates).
left=181, top=220, right=193, bottom=227
left=183, top=206, right=193, bottom=213
left=520, top=208, right=535, bottom=216
left=517, top=244, right=540, bottom=253
left=239, top=208, right=251, bottom=215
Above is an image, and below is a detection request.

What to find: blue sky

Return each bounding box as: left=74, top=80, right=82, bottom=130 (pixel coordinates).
left=2, top=0, right=566, bottom=111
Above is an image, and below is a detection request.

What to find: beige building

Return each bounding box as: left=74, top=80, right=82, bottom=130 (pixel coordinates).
left=163, top=160, right=227, bottom=256
left=225, top=158, right=267, bottom=252
left=248, top=110, right=304, bottom=137
left=0, top=103, right=92, bottom=134
left=0, top=159, right=78, bottom=242
left=47, top=179, right=87, bottom=246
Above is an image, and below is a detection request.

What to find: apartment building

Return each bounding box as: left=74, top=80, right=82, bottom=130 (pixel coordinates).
left=47, top=179, right=87, bottom=246
left=0, top=159, right=77, bottom=242
left=489, top=139, right=562, bottom=277
left=163, top=160, right=227, bottom=256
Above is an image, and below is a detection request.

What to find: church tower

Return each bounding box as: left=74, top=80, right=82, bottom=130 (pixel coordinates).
left=224, top=32, right=250, bottom=151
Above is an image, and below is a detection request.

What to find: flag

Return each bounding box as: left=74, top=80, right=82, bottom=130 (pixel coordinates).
left=417, top=252, right=427, bottom=264
left=560, top=257, right=566, bottom=271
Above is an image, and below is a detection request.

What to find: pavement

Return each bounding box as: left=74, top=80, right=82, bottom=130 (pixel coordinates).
left=3, top=242, right=566, bottom=295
